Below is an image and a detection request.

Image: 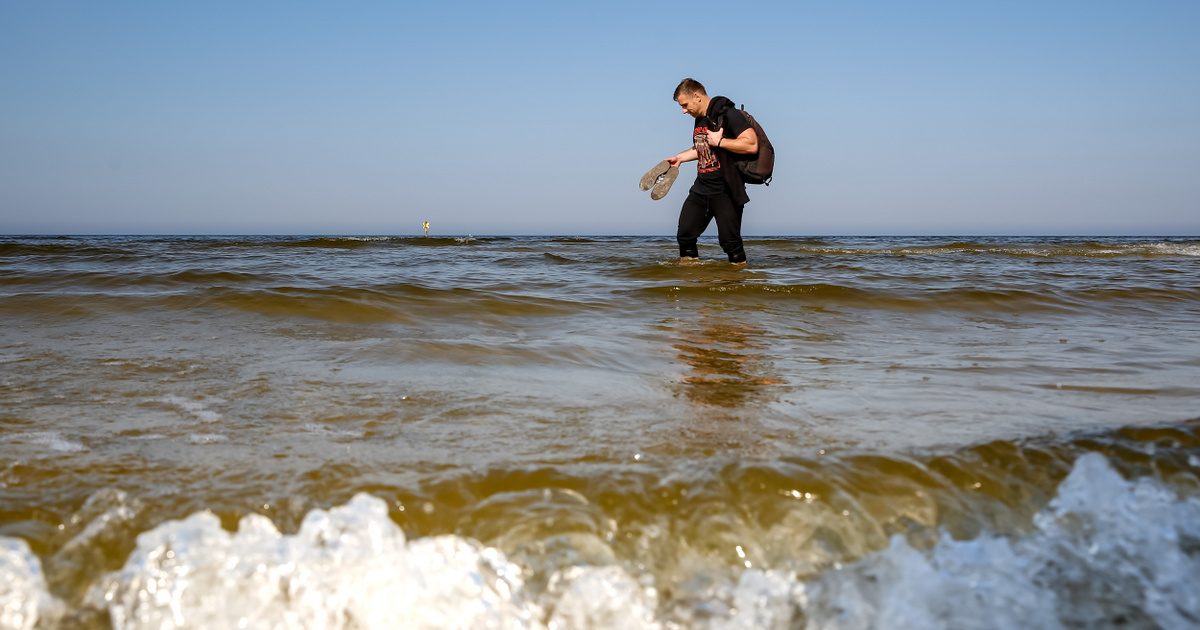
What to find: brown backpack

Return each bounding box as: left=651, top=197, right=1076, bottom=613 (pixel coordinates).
left=724, top=105, right=775, bottom=185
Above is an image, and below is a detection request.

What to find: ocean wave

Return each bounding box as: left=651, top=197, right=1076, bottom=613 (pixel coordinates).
left=549, top=236, right=603, bottom=243
left=202, top=236, right=489, bottom=249
left=0, top=538, right=57, bottom=630
left=0, top=242, right=142, bottom=261
left=799, top=452, right=1200, bottom=629
left=620, top=260, right=767, bottom=281
left=740, top=239, right=1200, bottom=258
left=0, top=269, right=268, bottom=289
left=0, top=283, right=596, bottom=322
left=4, top=237, right=1198, bottom=259
left=109, top=495, right=540, bottom=630
left=199, top=286, right=416, bottom=323
left=6, top=431, right=87, bottom=454
left=209, top=284, right=584, bottom=321
left=283, top=236, right=486, bottom=248
left=542, top=252, right=580, bottom=264
left=3, top=448, right=1197, bottom=629
left=2, top=280, right=1192, bottom=322
left=628, top=282, right=1200, bottom=312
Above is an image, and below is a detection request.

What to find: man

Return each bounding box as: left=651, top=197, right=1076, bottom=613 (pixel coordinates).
left=665, top=78, right=758, bottom=265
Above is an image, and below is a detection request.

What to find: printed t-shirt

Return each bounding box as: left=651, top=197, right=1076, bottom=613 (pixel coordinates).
left=690, top=107, right=750, bottom=196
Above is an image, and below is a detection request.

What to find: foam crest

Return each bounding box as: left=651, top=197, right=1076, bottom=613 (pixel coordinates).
left=1032, top=453, right=1200, bottom=628
left=8, top=431, right=85, bottom=454
left=3, top=453, right=1196, bottom=629
left=545, top=565, right=659, bottom=629
left=798, top=453, right=1200, bottom=629
left=158, top=395, right=222, bottom=423
left=1144, top=242, right=1200, bottom=257
left=0, top=538, right=59, bottom=630
left=711, top=569, right=805, bottom=630
left=101, top=493, right=541, bottom=629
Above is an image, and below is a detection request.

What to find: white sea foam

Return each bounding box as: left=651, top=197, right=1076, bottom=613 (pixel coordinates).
left=100, top=493, right=542, bottom=629
left=10, top=431, right=85, bottom=453
left=301, top=422, right=364, bottom=440
left=186, top=433, right=228, bottom=444
left=1, top=454, right=1197, bottom=629
left=545, top=565, right=660, bottom=629
left=0, top=538, right=59, bottom=630
left=1144, top=242, right=1200, bottom=257
left=158, top=395, right=222, bottom=423
left=808, top=241, right=1200, bottom=258
left=798, top=452, right=1200, bottom=629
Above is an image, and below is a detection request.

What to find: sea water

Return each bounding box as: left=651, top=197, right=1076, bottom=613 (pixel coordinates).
left=1, top=235, right=1198, bottom=628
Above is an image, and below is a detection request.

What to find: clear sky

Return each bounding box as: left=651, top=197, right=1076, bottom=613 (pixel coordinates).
left=2, top=1, right=1198, bottom=235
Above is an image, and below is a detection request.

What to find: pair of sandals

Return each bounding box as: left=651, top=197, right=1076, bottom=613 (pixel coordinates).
left=638, top=160, right=679, bottom=200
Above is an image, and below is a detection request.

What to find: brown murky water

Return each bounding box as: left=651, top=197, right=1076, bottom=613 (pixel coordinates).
left=2, top=235, right=1199, bottom=628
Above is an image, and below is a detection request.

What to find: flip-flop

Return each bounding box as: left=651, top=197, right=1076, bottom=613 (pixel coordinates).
left=639, top=160, right=670, bottom=191
left=649, top=164, right=678, bottom=200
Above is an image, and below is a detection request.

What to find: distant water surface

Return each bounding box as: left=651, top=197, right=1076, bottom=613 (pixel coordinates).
left=1, top=235, right=1198, bottom=628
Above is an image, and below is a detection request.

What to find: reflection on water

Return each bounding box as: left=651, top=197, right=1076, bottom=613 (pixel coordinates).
left=671, top=304, right=785, bottom=409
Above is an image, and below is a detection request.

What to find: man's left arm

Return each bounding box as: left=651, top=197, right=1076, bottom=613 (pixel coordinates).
left=704, top=125, right=757, bottom=155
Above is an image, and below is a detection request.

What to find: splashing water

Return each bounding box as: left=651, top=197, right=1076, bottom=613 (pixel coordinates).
left=2, top=453, right=1197, bottom=629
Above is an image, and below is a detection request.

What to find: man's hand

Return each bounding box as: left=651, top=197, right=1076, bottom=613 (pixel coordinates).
left=704, top=127, right=725, bottom=148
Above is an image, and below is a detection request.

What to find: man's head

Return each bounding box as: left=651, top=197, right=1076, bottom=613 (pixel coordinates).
left=673, top=78, right=709, bottom=118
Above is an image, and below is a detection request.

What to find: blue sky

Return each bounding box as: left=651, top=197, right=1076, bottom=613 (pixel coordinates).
left=2, top=1, right=1197, bottom=235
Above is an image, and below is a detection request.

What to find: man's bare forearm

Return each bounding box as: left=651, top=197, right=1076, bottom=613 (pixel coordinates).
left=705, top=128, right=758, bottom=155
left=668, top=148, right=698, bottom=166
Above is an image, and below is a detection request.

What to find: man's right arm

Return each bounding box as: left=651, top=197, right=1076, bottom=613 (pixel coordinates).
left=668, top=148, right=698, bottom=167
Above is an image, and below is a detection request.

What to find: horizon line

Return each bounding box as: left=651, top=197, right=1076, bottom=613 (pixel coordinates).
left=4, top=233, right=1199, bottom=239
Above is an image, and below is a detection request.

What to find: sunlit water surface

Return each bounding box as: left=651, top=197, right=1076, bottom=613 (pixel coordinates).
left=2, top=235, right=1199, bottom=628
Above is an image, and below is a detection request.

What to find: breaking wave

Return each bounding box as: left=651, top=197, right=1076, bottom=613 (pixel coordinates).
left=743, top=238, right=1200, bottom=258
left=3, top=452, right=1197, bottom=629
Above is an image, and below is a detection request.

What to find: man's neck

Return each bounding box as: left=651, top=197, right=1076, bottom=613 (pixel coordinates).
left=697, top=95, right=712, bottom=118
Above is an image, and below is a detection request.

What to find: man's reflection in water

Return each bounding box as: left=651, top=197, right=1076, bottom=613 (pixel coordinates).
left=671, top=304, right=784, bottom=408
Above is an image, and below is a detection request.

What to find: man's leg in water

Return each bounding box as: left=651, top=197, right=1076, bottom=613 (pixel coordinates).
left=711, top=193, right=747, bottom=263
left=677, top=192, right=713, bottom=260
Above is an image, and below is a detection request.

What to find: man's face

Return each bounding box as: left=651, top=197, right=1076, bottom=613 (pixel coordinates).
left=676, top=93, right=704, bottom=117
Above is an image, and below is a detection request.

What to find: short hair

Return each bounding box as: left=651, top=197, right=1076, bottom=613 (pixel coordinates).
left=673, top=78, right=707, bottom=100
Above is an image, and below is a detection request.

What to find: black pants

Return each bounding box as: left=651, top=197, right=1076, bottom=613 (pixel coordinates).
left=677, top=191, right=747, bottom=263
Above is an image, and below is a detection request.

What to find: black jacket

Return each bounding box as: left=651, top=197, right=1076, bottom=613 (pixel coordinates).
left=707, top=96, right=750, bottom=206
